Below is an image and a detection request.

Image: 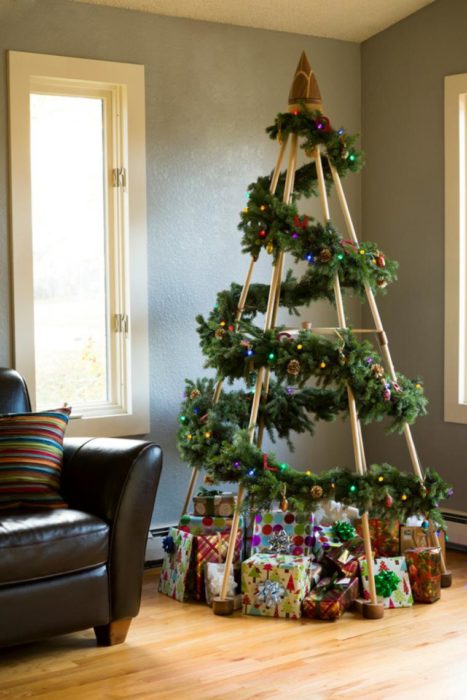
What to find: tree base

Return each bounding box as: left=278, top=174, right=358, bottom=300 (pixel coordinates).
left=441, top=571, right=452, bottom=588
left=353, top=598, right=385, bottom=619
left=212, top=594, right=242, bottom=616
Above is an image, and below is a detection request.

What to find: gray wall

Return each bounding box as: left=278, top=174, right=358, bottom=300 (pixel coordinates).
left=0, top=0, right=361, bottom=525
left=362, top=0, right=466, bottom=512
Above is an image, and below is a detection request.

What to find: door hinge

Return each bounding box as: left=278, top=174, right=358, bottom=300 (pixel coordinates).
left=114, top=313, right=129, bottom=334
left=112, top=167, right=127, bottom=189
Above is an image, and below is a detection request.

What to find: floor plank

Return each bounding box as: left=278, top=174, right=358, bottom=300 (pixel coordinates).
left=0, top=551, right=466, bottom=699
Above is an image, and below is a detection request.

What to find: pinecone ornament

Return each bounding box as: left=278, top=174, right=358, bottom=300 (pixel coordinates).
left=215, top=327, right=226, bottom=339
left=190, top=389, right=201, bottom=400
left=371, top=363, right=385, bottom=379
left=310, top=484, right=323, bottom=499
left=287, top=359, right=301, bottom=376
left=319, top=248, right=332, bottom=263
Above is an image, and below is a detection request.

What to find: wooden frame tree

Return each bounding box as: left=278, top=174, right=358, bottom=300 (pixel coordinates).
left=178, top=53, right=452, bottom=619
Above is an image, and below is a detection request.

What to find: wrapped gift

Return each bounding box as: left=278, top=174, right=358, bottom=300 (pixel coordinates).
left=302, top=576, right=359, bottom=621
left=360, top=557, right=414, bottom=608
left=405, top=547, right=441, bottom=603
left=312, top=523, right=344, bottom=550
left=251, top=510, right=314, bottom=556
left=204, top=562, right=237, bottom=606
left=193, top=490, right=236, bottom=517
left=323, top=538, right=365, bottom=579
left=179, top=513, right=244, bottom=537
left=355, top=518, right=400, bottom=557
left=400, top=525, right=446, bottom=561
left=242, top=553, right=312, bottom=619
left=158, top=528, right=195, bottom=602
left=195, top=530, right=242, bottom=601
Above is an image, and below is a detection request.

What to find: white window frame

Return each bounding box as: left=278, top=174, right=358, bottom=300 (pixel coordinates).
left=445, top=73, right=467, bottom=423
left=8, top=51, right=149, bottom=437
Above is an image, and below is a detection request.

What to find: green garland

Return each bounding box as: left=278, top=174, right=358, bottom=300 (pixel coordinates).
left=175, top=105, right=452, bottom=525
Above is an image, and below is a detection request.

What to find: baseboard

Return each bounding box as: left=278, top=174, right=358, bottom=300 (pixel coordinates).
left=144, top=525, right=174, bottom=568
left=442, top=509, right=467, bottom=550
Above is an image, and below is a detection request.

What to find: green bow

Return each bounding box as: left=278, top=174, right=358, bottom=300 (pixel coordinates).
left=374, top=569, right=400, bottom=598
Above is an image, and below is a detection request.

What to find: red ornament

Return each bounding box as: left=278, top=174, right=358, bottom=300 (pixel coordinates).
left=258, top=230, right=267, bottom=239
left=375, top=253, right=386, bottom=268
left=385, top=493, right=393, bottom=508
left=228, top=325, right=234, bottom=332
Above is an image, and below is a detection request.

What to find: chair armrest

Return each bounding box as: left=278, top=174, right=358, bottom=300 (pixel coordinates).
left=62, top=437, right=163, bottom=619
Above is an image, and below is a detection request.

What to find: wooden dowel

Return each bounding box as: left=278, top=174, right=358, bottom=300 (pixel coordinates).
left=357, top=419, right=368, bottom=473
left=430, top=528, right=448, bottom=575
left=270, top=135, right=290, bottom=195
left=212, top=380, right=223, bottom=404
left=219, top=484, right=245, bottom=600
left=235, top=256, right=256, bottom=325
left=301, top=325, right=378, bottom=334
left=180, top=467, right=199, bottom=520
left=315, top=146, right=331, bottom=222
left=248, top=367, right=265, bottom=438
left=360, top=512, right=379, bottom=603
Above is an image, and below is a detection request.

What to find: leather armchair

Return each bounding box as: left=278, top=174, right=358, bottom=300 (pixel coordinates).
left=0, top=368, right=162, bottom=648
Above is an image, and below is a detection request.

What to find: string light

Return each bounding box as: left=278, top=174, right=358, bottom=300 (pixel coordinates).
left=297, top=344, right=303, bottom=351
left=268, top=352, right=276, bottom=361
left=320, top=361, right=326, bottom=369
left=378, top=475, right=384, bottom=483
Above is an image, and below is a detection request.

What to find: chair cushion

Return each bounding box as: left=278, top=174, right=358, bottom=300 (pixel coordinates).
left=0, top=408, right=70, bottom=508
left=0, top=508, right=109, bottom=586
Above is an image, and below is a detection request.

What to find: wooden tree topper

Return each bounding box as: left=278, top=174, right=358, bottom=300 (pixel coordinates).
left=288, top=51, right=322, bottom=112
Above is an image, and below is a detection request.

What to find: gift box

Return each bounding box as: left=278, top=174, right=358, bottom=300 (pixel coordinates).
left=179, top=513, right=244, bottom=537
left=311, top=523, right=344, bottom=550
left=302, top=576, right=359, bottom=621
left=242, top=553, right=312, bottom=619
left=405, top=547, right=441, bottom=604
left=204, top=562, right=237, bottom=606
left=355, top=518, right=400, bottom=557
left=360, top=556, right=414, bottom=608
left=251, top=510, right=314, bottom=556
left=400, top=525, right=446, bottom=561
left=323, top=538, right=365, bottom=579
left=193, top=491, right=236, bottom=517
left=158, top=528, right=195, bottom=602
left=195, top=530, right=242, bottom=601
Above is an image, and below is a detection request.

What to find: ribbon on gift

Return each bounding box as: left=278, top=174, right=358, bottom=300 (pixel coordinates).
left=331, top=520, right=357, bottom=543
left=266, top=530, right=292, bottom=554
left=255, top=580, right=285, bottom=608
left=374, top=569, right=400, bottom=598
left=196, top=486, right=223, bottom=497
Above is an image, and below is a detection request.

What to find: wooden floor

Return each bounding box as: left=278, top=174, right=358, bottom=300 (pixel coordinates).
left=0, top=552, right=466, bottom=700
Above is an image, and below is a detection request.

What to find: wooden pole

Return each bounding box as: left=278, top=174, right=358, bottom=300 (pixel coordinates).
left=329, top=160, right=450, bottom=583
left=180, top=467, right=199, bottom=520
left=315, top=147, right=382, bottom=614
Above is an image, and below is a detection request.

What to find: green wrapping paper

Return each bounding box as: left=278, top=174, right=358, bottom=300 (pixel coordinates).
left=405, top=547, right=441, bottom=603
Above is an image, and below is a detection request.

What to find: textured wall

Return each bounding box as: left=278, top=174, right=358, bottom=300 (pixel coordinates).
left=362, top=0, right=466, bottom=512
left=0, top=0, right=361, bottom=526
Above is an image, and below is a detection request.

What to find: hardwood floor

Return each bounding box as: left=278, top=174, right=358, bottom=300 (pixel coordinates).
left=0, top=551, right=466, bottom=699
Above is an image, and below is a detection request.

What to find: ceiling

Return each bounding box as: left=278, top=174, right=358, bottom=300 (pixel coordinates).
left=72, top=0, right=435, bottom=43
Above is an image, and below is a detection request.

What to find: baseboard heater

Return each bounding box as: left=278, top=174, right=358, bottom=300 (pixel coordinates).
left=144, top=511, right=467, bottom=567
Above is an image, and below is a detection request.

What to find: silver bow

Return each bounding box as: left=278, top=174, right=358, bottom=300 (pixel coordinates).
left=255, top=580, right=285, bottom=608
left=266, top=530, right=292, bottom=554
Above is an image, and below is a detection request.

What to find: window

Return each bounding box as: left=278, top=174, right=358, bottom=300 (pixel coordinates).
left=8, top=51, right=149, bottom=437
left=445, top=73, right=467, bottom=423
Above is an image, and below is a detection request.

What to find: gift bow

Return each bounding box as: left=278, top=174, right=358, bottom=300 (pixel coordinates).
left=196, top=487, right=223, bottom=497
left=255, top=580, right=285, bottom=608
left=374, top=569, right=400, bottom=598
left=266, top=530, right=292, bottom=554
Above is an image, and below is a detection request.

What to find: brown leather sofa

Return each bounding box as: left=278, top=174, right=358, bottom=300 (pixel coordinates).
left=0, top=368, right=162, bottom=648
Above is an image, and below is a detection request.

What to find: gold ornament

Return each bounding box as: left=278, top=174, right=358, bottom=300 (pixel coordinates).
left=376, top=278, right=387, bottom=288
left=319, top=248, right=332, bottom=263
left=190, top=389, right=201, bottom=400
left=266, top=242, right=274, bottom=255
left=371, top=363, right=385, bottom=379
left=280, top=484, right=288, bottom=512
left=310, top=484, right=323, bottom=499
left=215, top=327, right=226, bottom=339
left=204, top=473, right=215, bottom=485
left=287, top=359, right=301, bottom=376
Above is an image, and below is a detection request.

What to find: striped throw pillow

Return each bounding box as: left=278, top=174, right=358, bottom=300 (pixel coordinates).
left=0, top=408, right=71, bottom=509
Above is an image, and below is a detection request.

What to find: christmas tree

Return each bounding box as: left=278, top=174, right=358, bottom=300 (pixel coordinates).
left=176, top=53, right=451, bottom=614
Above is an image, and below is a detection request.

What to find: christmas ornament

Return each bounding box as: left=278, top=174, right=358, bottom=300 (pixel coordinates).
left=383, top=388, right=391, bottom=401
left=371, top=363, right=385, bottom=379
left=204, top=473, right=215, bottom=485
left=215, top=327, right=226, bottom=339
left=385, top=493, right=393, bottom=508
left=310, top=484, right=323, bottom=499
left=319, top=248, right=332, bottom=263
left=376, top=278, right=387, bottom=288
left=287, top=359, right=301, bottom=376
left=374, top=569, right=400, bottom=598
left=331, top=520, right=356, bottom=542
left=375, top=252, right=386, bottom=268
left=266, top=242, right=274, bottom=254
left=190, top=389, right=201, bottom=400
left=255, top=580, right=285, bottom=608
left=267, top=530, right=292, bottom=554
left=280, top=484, right=288, bottom=512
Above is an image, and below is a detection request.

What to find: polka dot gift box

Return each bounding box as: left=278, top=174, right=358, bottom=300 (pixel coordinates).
left=251, top=510, right=314, bottom=556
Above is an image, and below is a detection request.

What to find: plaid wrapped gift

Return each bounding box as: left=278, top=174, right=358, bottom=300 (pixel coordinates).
left=242, top=553, right=313, bottom=619
left=355, top=518, right=400, bottom=557
left=195, top=531, right=242, bottom=601
left=360, top=557, right=414, bottom=608
left=193, top=492, right=236, bottom=517
left=302, top=576, right=359, bottom=621
left=251, top=510, right=314, bottom=556
left=405, top=547, right=441, bottom=603
left=400, top=525, right=446, bottom=561
left=158, top=528, right=195, bottom=602
left=179, top=513, right=244, bottom=537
